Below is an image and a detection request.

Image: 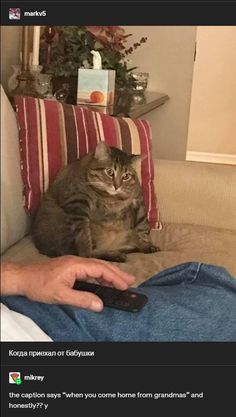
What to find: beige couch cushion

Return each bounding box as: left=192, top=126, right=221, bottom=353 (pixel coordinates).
left=2, top=223, right=236, bottom=286
left=155, top=159, right=236, bottom=231
left=1, top=86, right=30, bottom=253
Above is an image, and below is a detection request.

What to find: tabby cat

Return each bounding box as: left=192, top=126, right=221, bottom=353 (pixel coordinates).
left=32, top=141, right=159, bottom=262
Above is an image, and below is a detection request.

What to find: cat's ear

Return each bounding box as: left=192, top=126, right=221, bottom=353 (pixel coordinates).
left=94, top=141, right=111, bottom=161
left=130, top=154, right=147, bottom=165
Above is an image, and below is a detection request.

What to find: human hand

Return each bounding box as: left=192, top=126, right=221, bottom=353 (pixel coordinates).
left=1, top=256, right=135, bottom=312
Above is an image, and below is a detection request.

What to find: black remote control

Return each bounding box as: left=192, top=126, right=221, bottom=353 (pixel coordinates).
left=73, top=281, right=148, bottom=312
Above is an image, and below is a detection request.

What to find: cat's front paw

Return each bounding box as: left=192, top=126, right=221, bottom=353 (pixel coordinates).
left=110, top=253, right=127, bottom=263
left=141, top=244, right=160, bottom=254
left=97, top=251, right=128, bottom=263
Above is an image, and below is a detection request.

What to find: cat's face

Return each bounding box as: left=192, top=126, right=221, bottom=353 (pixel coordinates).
left=87, top=142, right=141, bottom=198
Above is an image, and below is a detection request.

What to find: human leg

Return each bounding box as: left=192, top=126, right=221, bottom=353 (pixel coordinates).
left=2, top=262, right=236, bottom=341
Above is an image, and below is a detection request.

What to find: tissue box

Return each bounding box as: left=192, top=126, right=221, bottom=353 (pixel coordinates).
left=77, top=69, right=116, bottom=106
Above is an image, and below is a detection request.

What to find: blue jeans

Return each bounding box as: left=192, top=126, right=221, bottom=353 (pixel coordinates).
left=2, top=262, right=236, bottom=341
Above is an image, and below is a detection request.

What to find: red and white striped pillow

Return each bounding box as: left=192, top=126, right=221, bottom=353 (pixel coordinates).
left=15, top=96, right=161, bottom=229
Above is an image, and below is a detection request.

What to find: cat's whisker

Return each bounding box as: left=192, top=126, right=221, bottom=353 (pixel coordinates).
left=83, top=181, right=102, bottom=185
left=86, top=181, right=106, bottom=186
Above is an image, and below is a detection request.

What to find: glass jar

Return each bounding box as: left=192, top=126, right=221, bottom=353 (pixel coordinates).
left=8, top=64, right=21, bottom=93
left=37, top=74, right=54, bottom=99
left=132, top=72, right=149, bottom=92
left=54, top=83, right=70, bottom=103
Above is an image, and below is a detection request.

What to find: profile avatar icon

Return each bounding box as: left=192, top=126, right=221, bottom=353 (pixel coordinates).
left=9, top=372, right=22, bottom=384
left=9, top=8, right=21, bottom=20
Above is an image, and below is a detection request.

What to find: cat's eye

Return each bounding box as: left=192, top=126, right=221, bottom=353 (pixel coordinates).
left=122, top=173, right=131, bottom=181
left=105, top=168, right=114, bottom=177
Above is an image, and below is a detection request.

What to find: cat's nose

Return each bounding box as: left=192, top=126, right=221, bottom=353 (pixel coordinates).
left=113, top=181, right=120, bottom=190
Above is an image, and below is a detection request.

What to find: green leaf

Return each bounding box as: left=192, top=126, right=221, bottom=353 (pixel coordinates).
left=40, top=26, right=146, bottom=86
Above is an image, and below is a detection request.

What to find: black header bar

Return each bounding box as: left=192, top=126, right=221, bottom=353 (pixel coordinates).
left=1, top=1, right=236, bottom=25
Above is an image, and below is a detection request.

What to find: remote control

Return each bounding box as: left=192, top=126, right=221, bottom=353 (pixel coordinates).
left=73, top=281, right=148, bottom=312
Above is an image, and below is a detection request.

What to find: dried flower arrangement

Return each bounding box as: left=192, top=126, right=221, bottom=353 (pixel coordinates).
left=39, top=26, right=147, bottom=91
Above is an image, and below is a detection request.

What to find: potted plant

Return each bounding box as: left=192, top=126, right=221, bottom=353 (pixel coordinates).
left=39, top=26, right=147, bottom=103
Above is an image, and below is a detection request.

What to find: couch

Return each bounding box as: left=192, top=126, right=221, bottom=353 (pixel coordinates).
left=1, top=85, right=236, bottom=287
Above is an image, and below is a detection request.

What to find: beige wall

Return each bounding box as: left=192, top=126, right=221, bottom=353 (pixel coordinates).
left=187, top=26, right=236, bottom=156
left=1, top=26, right=22, bottom=94
left=125, top=26, right=197, bottom=159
